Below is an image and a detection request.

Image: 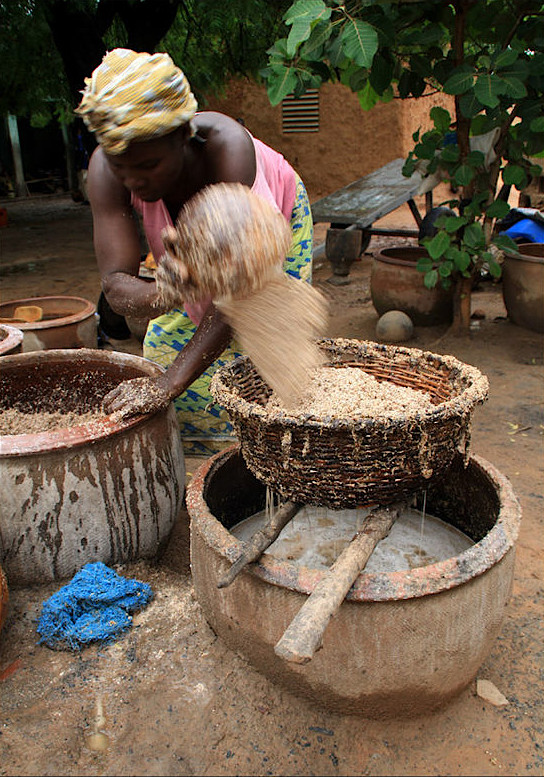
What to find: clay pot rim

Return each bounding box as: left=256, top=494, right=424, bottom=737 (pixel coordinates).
left=0, top=323, right=24, bottom=355
left=373, top=246, right=430, bottom=266
left=0, top=348, right=165, bottom=456
left=0, top=295, right=96, bottom=330
left=504, top=242, right=544, bottom=264
left=186, top=445, right=521, bottom=603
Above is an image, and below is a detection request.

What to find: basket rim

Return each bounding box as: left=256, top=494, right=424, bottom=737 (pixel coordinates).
left=210, top=337, right=489, bottom=431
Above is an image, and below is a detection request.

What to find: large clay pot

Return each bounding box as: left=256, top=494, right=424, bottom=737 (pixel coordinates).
left=502, top=242, right=544, bottom=333
left=0, top=324, right=24, bottom=356
left=187, top=446, right=521, bottom=719
left=0, top=295, right=97, bottom=351
left=0, top=349, right=185, bottom=587
left=371, top=246, right=454, bottom=326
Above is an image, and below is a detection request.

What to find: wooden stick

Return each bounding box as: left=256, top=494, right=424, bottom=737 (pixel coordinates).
left=217, top=500, right=302, bottom=589
left=274, top=502, right=403, bottom=664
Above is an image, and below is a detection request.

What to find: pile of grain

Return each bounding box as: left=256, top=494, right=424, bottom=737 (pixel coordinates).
left=0, top=407, right=108, bottom=435
left=267, top=366, right=434, bottom=420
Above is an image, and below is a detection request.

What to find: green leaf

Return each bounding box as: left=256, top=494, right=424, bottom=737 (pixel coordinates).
left=493, top=47, right=518, bottom=70
left=454, top=164, right=475, bottom=186
left=439, top=262, right=453, bottom=278
left=502, top=164, right=525, bottom=185
left=430, top=106, right=451, bottom=133
left=486, top=199, right=510, bottom=219
left=459, top=92, right=483, bottom=118
left=470, top=114, right=494, bottom=135
left=444, top=215, right=467, bottom=233
left=493, top=234, right=521, bottom=254
left=369, top=52, right=394, bottom=95
left=266, top=67, right=299, bottom=106
left=300, top=22, right=332, bottom=61
left=448, top=247, right=471, bottom=272
left=340, top=19, right=378, bottom=69
left=285, top=0, right=331, bottom=57
left=443, top=65, right=474, bottom=95
left=440, top=145, right=460, bottom=163
left=463, top=222, right=485, bottom=249
left=427, top=231, right=451, bottom=259
left=424, top=269, right=439, bottom=289
left=487, top=257, right=502, bottom=278
left=357, top=80, right=380, bottom=111
left=530, top=117, right=544, bottom=133
left=417, top=257, right=433, bottom=273
left=499, top=75, right=527, bottom=100
left=473, top=74, right=503, bottom=107
left=397, top=69, right=412, bottom=99
left=466, top=150, right=486, bottom=167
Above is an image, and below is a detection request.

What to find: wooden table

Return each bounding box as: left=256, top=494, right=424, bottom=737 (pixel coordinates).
left=311, top=157, right=435, bottom=282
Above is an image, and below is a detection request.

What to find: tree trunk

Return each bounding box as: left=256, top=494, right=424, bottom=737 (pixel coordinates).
left=451, top=275, right=473, bottom=336
left=7, top=114, right=27, bottom=198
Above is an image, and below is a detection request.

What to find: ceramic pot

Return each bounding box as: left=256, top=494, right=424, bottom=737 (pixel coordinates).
left=0, top=348, right=185, bottom=586
left=502, top=243, right=544, bottom=333
left=0, top=295, right=97, bottom=351
left=187, top=446, right=520, bottom=718
left=371, top=246, right=454, bottom=326
left=0, top=324, right=24, bottom=356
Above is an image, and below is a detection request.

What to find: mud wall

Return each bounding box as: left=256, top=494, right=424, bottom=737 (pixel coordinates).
left=203, top=80, right=454, bottom=202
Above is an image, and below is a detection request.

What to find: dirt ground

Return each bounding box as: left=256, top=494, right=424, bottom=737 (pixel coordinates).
left=0, top=193, right=542, bottom=777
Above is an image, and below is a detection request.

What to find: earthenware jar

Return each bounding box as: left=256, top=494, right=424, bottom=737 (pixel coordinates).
left=0, top=324, right=24, bottom=356
left=371, top=246, right=454, bottom=326
left=502, top=242, right=544, bottom=333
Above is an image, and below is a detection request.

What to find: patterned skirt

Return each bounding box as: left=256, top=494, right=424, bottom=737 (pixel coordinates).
left=143, top=175, right=314, bottom=456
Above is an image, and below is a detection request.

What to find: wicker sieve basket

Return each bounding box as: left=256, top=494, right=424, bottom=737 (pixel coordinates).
left=210, top=338, right=489, bottom=509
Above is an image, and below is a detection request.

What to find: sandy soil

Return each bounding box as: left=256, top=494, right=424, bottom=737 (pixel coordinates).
left=0, top=194, right=543, bottom=777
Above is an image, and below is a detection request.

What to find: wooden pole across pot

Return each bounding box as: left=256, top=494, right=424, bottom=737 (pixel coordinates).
left=217, top=500, right=302, bottom=589
left=274, top=502, right=404, bottom=665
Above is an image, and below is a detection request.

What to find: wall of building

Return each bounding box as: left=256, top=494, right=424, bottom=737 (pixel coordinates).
left=203, top=80, right=454, bottom=202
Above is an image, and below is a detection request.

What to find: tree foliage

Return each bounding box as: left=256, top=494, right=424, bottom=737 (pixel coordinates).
left=262, top=0, right=544, bottom=334
left=0, top=0, right=290, bottom=124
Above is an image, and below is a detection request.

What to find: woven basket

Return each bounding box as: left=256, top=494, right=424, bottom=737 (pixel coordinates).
left=210, top=338, right=489, bottom=509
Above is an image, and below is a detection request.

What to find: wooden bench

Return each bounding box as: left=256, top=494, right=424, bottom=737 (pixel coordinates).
left=311, top=157, right=435, bottom=283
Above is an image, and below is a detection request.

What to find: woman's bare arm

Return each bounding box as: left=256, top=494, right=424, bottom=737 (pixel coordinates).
left=87, top=148, right=166, bottom=319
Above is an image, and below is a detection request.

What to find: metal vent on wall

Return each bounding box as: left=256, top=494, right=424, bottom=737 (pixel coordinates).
left=282, top=89, right=320, bottom=133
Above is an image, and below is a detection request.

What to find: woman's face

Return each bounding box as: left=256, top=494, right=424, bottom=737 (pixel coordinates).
left=104, top=127, right=188, bottom=201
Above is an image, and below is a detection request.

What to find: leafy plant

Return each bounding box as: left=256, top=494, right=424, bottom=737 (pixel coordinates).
left=262, top=0, right=544, bottom=334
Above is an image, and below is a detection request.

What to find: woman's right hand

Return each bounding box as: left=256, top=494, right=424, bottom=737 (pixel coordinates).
left=103, top=374, right=173, bottom=419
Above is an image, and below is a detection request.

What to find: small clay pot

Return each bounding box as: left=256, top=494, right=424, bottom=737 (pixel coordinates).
left=502, top=243, right=544, bottom=333
left=0, top=295, right=97, bottom=351
left=371, top=246, right=454, bottom=326
left=0, top=324, right=24, bottom=356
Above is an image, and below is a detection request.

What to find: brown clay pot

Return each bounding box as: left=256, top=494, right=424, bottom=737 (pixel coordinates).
left=0, top=348, right=185, bottom=586
left=0, top=295, right=97, bottom=351
left=371, top=246, right=454, bottom=326
left=187, top=445, right=521, bottom=718
left=502, top=242, right=544, bottom=333
left=0, top=324, right=24, bottom=356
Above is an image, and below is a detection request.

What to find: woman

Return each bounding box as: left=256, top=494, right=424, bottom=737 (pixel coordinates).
left=77, top=48, right=314, bottom=455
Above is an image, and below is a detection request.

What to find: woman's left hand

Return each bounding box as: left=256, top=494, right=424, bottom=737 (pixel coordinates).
left=102, top=375, right=172, bottom=418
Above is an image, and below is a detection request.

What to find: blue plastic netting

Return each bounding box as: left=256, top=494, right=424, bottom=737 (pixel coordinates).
left=36, top=562, right=154, bottom=651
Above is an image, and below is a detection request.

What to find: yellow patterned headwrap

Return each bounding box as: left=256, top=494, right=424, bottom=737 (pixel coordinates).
left=76, top=48, right=198, bottom=155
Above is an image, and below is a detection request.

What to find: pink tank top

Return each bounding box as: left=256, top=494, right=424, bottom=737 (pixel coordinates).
left=131, top=131, right=297, bottom=325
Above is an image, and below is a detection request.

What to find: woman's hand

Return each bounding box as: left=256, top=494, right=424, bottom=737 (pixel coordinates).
left=156, top=225, right=200, bottom=308
left=102, top=375, right=173, bottom=419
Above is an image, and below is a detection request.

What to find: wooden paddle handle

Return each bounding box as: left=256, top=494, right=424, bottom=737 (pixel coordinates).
left=217, top=500, right=302, bottom=589
left=274, top=503, right=402, bottom=664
